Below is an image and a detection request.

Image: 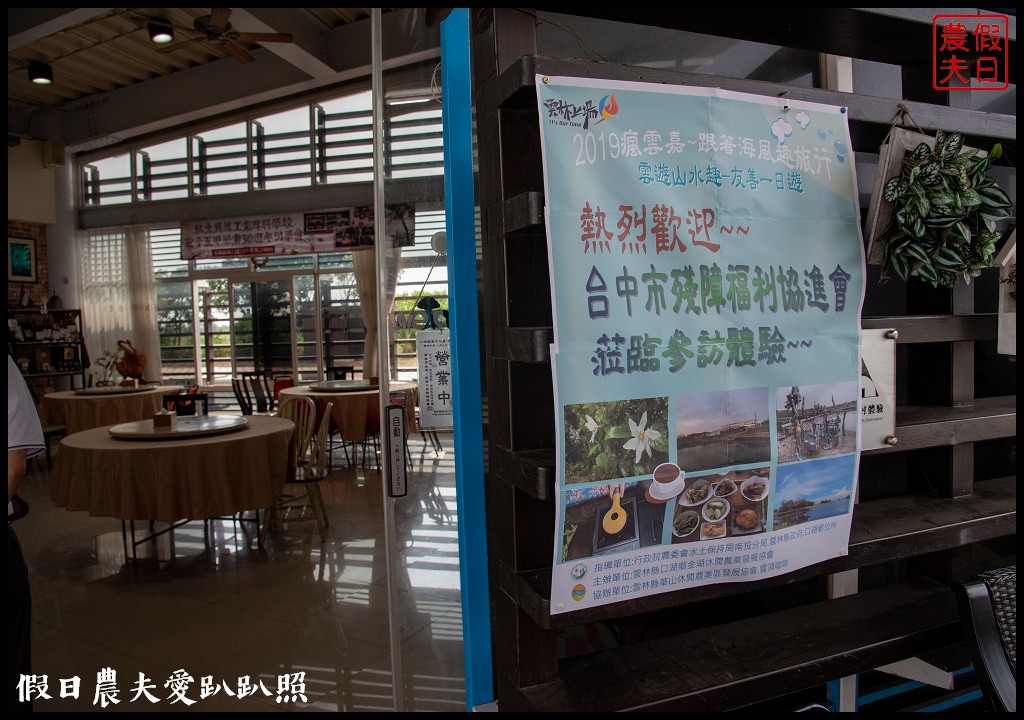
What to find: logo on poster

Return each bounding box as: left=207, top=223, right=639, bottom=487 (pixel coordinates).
left=571, top=584, right=587, bottom=601
left=541, top=92, right=619, bottom=129
left=932, top=14, right=1009, bottom=91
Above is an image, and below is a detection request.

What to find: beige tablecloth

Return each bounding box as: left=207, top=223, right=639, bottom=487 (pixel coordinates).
left=50, top=415, right=296, bottom=523
left=39, top=385, right=182, bottom=436
left=279, top=381, right=416, bottom=443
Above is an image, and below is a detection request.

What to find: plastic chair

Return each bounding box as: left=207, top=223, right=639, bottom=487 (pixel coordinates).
left=163, top=392, right=209, bottom=416
left=271, top=401, right=333, bottom=541
left=952, top=565, right=1016, bottom=712
left=272, top=373, right=294, bottom=403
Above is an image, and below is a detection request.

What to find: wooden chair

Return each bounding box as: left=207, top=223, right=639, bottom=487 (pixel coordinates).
left=952, top=566, right=1016, bottom=712
left=267, top=395, right=319, bottom=535
left=275, top=395, right=318, bottom=468
left=271, top=401, right=333, bottom=541
left=163, top=392, right=209, bottom=416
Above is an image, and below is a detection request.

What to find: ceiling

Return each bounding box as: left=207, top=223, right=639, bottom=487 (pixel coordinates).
left=8, top=8, right=441, bottom=152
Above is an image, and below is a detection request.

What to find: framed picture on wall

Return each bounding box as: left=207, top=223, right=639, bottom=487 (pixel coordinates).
left=8, top=237, right=37, bottom=283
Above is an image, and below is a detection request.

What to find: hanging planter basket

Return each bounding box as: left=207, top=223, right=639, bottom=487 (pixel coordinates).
left=864, top=127, right=1013, bottom=288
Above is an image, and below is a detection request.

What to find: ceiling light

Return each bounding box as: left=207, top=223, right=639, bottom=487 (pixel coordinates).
left=28, top=61, right=54, bottom=85
left=148, top=19, right=174, bottom=44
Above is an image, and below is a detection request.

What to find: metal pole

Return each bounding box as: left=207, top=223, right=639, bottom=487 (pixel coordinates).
left=440, top=8, right=495, bottom=709
left=371, top=8, right=405, bottom=712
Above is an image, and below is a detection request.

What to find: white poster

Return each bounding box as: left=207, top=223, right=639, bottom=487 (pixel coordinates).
left=416, top=330, right=454, bottom=430
left=537, top=76, right=866, bottom=615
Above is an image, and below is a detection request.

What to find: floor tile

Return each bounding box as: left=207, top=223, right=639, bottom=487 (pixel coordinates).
left=18, top=432, right=467, bottom=712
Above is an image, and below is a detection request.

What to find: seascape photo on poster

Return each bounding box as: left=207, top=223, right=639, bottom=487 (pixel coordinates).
left=771, top=455, right=856, bottom=530
left=776, top=381, right=858, bottom=464
left=563, top=396, right=669, bottom=485
left=676, top=387, right=771, bottom=472
left=560, top=481, right=665, bottom=562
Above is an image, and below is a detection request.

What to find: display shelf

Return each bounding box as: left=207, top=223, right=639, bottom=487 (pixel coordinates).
left=8, top=309, right=88, bottom=388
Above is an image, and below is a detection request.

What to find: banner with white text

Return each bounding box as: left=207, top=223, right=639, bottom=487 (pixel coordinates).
left=537, top=76, right=866, bottom=615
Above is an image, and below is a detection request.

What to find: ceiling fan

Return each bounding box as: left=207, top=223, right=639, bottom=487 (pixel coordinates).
left=146, top=8, right=294, bottom=64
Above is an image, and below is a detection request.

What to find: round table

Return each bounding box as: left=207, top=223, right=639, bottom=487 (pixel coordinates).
left=50, top=414, right=296, bottom=524
left=279, top=381, right=417, bottom=443
left=39, top=385, right=181, bottom=436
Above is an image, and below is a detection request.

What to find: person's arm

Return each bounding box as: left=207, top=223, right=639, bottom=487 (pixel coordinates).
left=9, top=447, right=28, bottom=503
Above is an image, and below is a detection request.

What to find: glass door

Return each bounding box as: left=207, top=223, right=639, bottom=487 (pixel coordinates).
left=373, top=9, right=467, bottom=712
left=230, top=278, right=294, bottom=377
left=192, top=274, right=305, bottom=388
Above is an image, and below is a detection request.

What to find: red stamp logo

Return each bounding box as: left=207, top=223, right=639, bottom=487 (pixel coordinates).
left=932, top=14, right=1009, bottom=91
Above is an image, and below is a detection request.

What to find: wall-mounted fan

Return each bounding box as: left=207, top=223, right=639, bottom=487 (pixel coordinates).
left=146, top=8, right=294, bottom=64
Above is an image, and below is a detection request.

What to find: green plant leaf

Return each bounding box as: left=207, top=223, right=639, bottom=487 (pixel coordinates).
left=916, top=262, right=939, bottom=284
left=607, top=424, right=631, bottom=439
left=883, top=176, right=906, bottom=202
left=957, top=222, right=972, bottom=245
left=911, top=216, right=925, bottom=238
left=910, top=142, right=933, bottom=161
left=976, top=184, right=1011, bottom=209
left=922, top=214, right=962, bottom=229
left=935, top=246, right=963, bottom=267
left=891, top=252, right=910, bottom=280
left=959, top=188, right=982, bottom=208
left=917, top=161, right=942, bottom=185
left=937, top=131, right=963, bottom=160
left=904, top=243, right=930, bottom=264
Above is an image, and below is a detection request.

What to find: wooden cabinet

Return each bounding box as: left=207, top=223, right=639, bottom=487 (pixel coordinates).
left=8, top=309, right=88, bottom=389
left=471, top=8, right=1015, bottom=713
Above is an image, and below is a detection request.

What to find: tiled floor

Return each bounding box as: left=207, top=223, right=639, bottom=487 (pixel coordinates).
left=15, top=431, right=467, bottom=712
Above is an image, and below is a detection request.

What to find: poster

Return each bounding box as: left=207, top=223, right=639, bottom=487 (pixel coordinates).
left=181, top=204, right=415, bottom=259
left=416, top=330, right=454, bottom=429
left=537, top=76, right=866, bottom=614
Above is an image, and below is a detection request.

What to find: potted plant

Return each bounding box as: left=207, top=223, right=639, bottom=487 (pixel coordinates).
left=94, top=348, right=123, bottom=386
left=867, top=128, right=1013, bottom=288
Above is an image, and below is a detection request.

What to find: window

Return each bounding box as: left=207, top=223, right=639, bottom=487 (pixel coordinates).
left=78, top=84, right=443, bottom=206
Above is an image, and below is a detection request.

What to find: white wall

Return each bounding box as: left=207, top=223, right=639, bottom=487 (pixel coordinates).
left=8, top=141, right=57, bottom=224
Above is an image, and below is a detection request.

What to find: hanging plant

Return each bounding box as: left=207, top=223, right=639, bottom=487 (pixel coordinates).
left=875, top=129, right=1012, bottom=288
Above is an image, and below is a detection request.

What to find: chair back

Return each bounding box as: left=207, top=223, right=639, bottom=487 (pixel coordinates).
left=231, top=377, right=253, bottom=415
left=272, top=374, right=295, bottom=403
left=277, top=395, right=317, bottom=466
left=305, top=401, right=334, bottom=480
left=953, top=565, right=1017, bottom=712
left=163, top=392, right=209, bottom=416
left=242, top=371, right=273, bottom=413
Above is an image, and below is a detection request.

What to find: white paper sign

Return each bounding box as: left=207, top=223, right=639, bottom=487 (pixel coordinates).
left=860, top=330, right=896, bottom=451
left=416, top=330, right=454, bottom=429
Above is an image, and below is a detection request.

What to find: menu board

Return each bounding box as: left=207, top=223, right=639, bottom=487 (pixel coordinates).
left=536, top=76, right=866, bottom=615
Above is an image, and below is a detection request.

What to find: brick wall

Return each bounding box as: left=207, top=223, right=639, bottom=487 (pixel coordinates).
left=7, top=219, right=49, bottom=309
